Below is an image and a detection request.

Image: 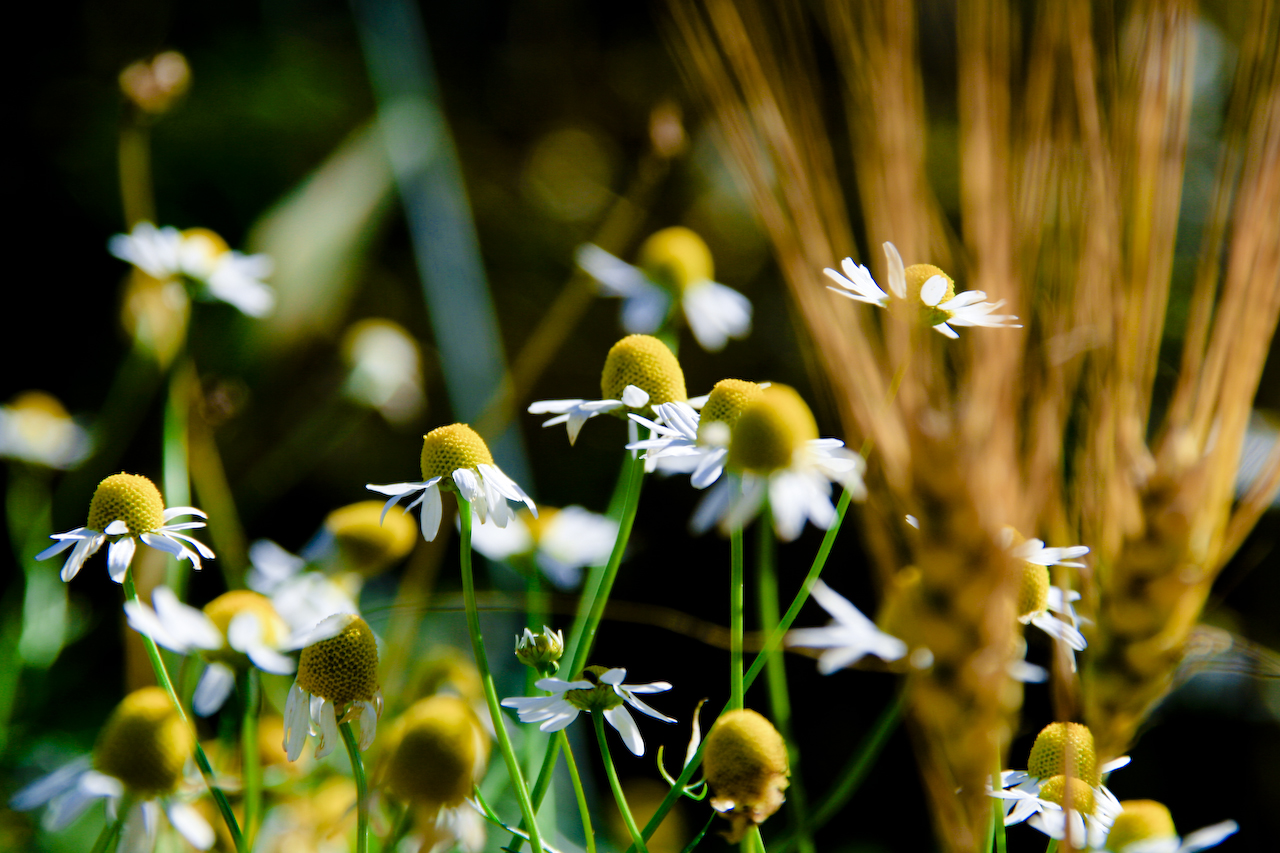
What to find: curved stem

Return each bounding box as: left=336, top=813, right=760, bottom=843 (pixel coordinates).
left=121, top=570, right=244, bottom=853
left=241, top=668, right=262, bottom=849
left=730, top=523, right=744, bottom=710
left=559, top=729, right=597, bottom=853
left=339, top=721, right=369, bottom=853
left=593, top=713, right=649, bottom=853
left=458, top=496, right=545, bottom=853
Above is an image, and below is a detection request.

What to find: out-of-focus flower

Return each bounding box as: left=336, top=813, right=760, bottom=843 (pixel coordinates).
left=110, top=222, right=275, bottom=317
left=36, top=473, right=212, bottom=583
left=283, top=614, right=383, bottom=762
left=124, top=586, right=296, bottom=715
left=469, top=504, right=617, bottom=589
left=119, top=51, right=191, bottom=115
left=578, top=227, right=752, bottom=352
left=341, top=319, right=425, bottom=425
left=368, top=423, right=536, bottom=542
left=787, top=580, right=908, bottom=673
left=246, top=539, right=361, bottom=636
left=1003, top=528, right=1089, bottom=669
left=702, top=708, right=790, bottom=843
left=0, top=391, right=90, bottom=469
left=1103, top=800, right=1237, bottom=853
left=9, top=687, right=213, bottom=850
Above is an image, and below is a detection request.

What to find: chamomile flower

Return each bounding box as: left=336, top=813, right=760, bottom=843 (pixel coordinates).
left=787, top=580, right=907, bottom=673
left=123, top=586, right=296, bottom=716
left=0, top=391, right=91, bottom=469
left=283, top=614, right=384, bottom=761
left=469, top=504, right=618, bottom=589
left=1003, top=528, right=1090, bottom=666
left=9, top=687, right=214, bottom=851
left=246, top=539, right=362, bottom=635
left=367, top=423, right=536, bottom=542
left=501, top=665, right=675, bottom=756
left=577, top=227, right=752, bottom=352
left=627, top=378, right=765, bottom=487
left=36, top=473, right=213, bottom=584
left=1104, top=800, right=1237, bottom=853
left=825, top=242, right=1019, bottom=338
left=690, top=385, right=866, bottom=541
left=109, top=222, right=275, bottom=317
left=992, top=722, right=1130, bottom=847
left=529, top=334, right=688, bottom=445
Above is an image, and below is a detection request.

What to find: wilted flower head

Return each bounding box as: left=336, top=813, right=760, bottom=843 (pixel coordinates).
left=702, top=709, right=790, bottom=842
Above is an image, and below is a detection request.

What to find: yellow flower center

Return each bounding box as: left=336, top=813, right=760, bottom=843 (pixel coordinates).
left=522, top=506, right=558, bottom=544
left=599, top=335, right=688, bottom=417
left=1028, top=722, right=1099, bottom=787
left=1018, top=562, right=1051, bottom=618
left=87, top=473, right=165, bottom=535
left=564, top=666, right=625, bottom=712
left=420, top=424, right=494, bottom=482
left=702, top=708, right=790, bottom=842
left=180, top=227, right=230, bottom=269
left=637, top=226, right=713, bottom=293
left=297, top=615, right=380, bottom=706
left=1106, top=801, right=1178, bottom=851
left=726, top=385, right=818, bottom=474
left=1038, top=775, right=1096, bottom=815
left=94, top=686, right=192, bottom=797
left=385, top=695, right=488, bottom=809
left=325, top=500, right=417, bottom=576
left=697, top=379, right=763, bottom=445
left=201, top=591, right=287, bottom=668
left=8, top=390, right=70, bottom=419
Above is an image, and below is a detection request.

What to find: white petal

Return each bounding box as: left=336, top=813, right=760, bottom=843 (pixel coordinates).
left=166, top=800, right=215, bottom=850
left=621, top=288, right=672, bottom=334
left=104, top=520, right=130, bottom=536
left=314, top=698, right=340, bottom=760
left=621, top=385, right=650, bottom=408
left=419, top=483, right=444, bottom=541
left=153, top=586, right=222, bottom=650
left=621, top=692, right=676, bottom=723
left=356, top=700, right=379, bottom=750
left=933, top=322, right=960, bottom=339
left=1179, top=820, right=1239, bottom=852
left=192, top=663, right=236, bottom=716
left=1100, top=756, right=1131, bottom=774
left=9, top=756, right=92, bottom=811
left=106, top=537, right=137, bottom=582
left=283, top=681, right=308, bottom=761
left=883, top=242, right=907, bottom=299
left=920, top=275, right=948, bottom=307
left=604, top=706, right=645, bottom=756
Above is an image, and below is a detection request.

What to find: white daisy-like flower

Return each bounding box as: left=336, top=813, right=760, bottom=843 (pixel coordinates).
left=530, top=384, right=654, bottom=446
left=341, top=318, right=425, bottom=425
left=36, top=473, right=213, bottom=584
left=690, top=384, right=866, bottom=541
left=577, top=227, right=752, bottom=352
left=469, top=504, right=618, bottom=589
left=0, top=391, right=91, bottom=470
left=786, top=580, right=908, bottom=673
left=826, top=242, right=1020, bottom=338
left=10, top=688, right=215, bottom=851
left=993, top=778, right=1124, bottom=849
left=109, top=221, right=275, bottom=317
left=501, top=665, right=675, bottom=756
left=1101, top=799, right=1237, bottom=853
left=367, top=423, right=536, bottom=543
left=283, top=613, right=383, bottom=762
left=123, top=585, right=297, bottom=716
left=246, top=539, right=362, bottom=634
left=1004, top=529, right=1090, bottom=667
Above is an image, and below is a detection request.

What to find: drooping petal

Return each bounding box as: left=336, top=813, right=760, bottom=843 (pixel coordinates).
left=193, top=663, right=237, bottom=716
left=283, top=681, right=309, bottom=761
left=166, top=800, right=216, bottom=850
left=106, top=537, right=137, bottom=583
left=356, top=700, right=379, bottom=750
left=883, top=242, right=907, bottom=299
left=314, top=698, right=340, bottom=760
left=419, top=483, right=444, bottom=542
left=153, top=585, right=222, bottom=650
left=604, top=706, right=645, bottom=756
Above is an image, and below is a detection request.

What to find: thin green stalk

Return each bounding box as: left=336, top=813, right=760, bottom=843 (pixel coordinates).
left=593, top=713, right=649, bottom=853
left=384, top=803, right=414, bottom=852
left=513, top=447, right=645, bottom=850
left=559, top=729, right=597, bottom=853
left=1045, top=841, right=1059, bottom=853
left=730, top=523, right=744, bottom=710
left=241, top=669, right=263, bottom=849
left=680, top=813, right=718, bottom=853
left=339, top=721, right=369, bottom=853
left=756, top=503, right=813, bottom=853
left=89, top=792, right=132, bottom=853
left=121, top=570, right=244, bottom=853
left=458, top=497, right=545, bottom=853
left=626, top=490, right=855, bottom=853
left=993, top=753, right=1008, bottom=853
left=748, top=825, right=767, bottom=853
left=162, top=359, right=191, bottom=596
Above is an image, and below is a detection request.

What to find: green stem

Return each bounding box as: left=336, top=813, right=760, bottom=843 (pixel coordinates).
left=593, top=713, right=649, bottom=853
left=730, top=522, right=744, bottom=710
left=89, top=792, right=132, bottom=853
left=384, top=803, right=414, bottom=852
left=1045, top=841, right=1059, bottom=853
left=514, top=448, right=645, bottom=849
left=559, top=729, right=597, bottom=853
left=756, top=503, right=813, bottom=853
left=339, top=721, right=369, bottom=853
left=162, top=359, right=191, bottom=596
left=241, top=669, right=262, bottom=849
left=121, top=570, right=244, bottom=853
left=993, top=754, right=1007, bottom=853
left=458, top=497, right=545, bottom=853
left=749, top=825, right=767, bottom=853
left=626, top=490, right=855, bottom=853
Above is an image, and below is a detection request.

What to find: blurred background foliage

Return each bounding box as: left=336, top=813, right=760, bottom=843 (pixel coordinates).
left=4, top=1, right=1277, bottom=851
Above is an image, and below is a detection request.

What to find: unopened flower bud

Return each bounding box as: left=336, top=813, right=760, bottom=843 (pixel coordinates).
left=119, top=51, right=191, bottom=115
left=515, top=626, right=564, bottom=673
left=702, top=708, right=790, bottom=842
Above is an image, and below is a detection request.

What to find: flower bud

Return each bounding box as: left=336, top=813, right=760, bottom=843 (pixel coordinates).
left=119, top=52, right=191, bottom=115
left=88, top=473, right=165, bottom=534
left=600, top=335, right=687, bottom=417
left=515, top=626, right=564, bottom=673
left=94, top=686, right=192, bottom=797
left=702, top=709, right=790, bottom=842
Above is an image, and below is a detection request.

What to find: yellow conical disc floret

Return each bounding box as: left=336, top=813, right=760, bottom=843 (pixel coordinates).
left=420, top=424, right=493, bottom=482
left=297, top=615, right=380, bottom=706
left=698, top=379, right=763, bottom=445
left=94, top=686, right=193, bottom=797
left=1039, top=775, right=1096, bottom=815
left=87, top=473, right=165, bottom=534
left=202, top=591, right=288, bottom=667
left=702, top=708, right=790, bottom=843
left=637, top=226, right=713, bottom=293
left=726, top=385, right=818, bottom=474
left=325, top=500, right=417, bottom=576
left=600, top=335, right=687, bottom=416
left=385, top=695, right=489, bottom=809
left=1106, top=801, right=1178, bottom=851
left=1028, top=722, right=1099, bottom=786
left=1018, top=562, right=1051, bottom=618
